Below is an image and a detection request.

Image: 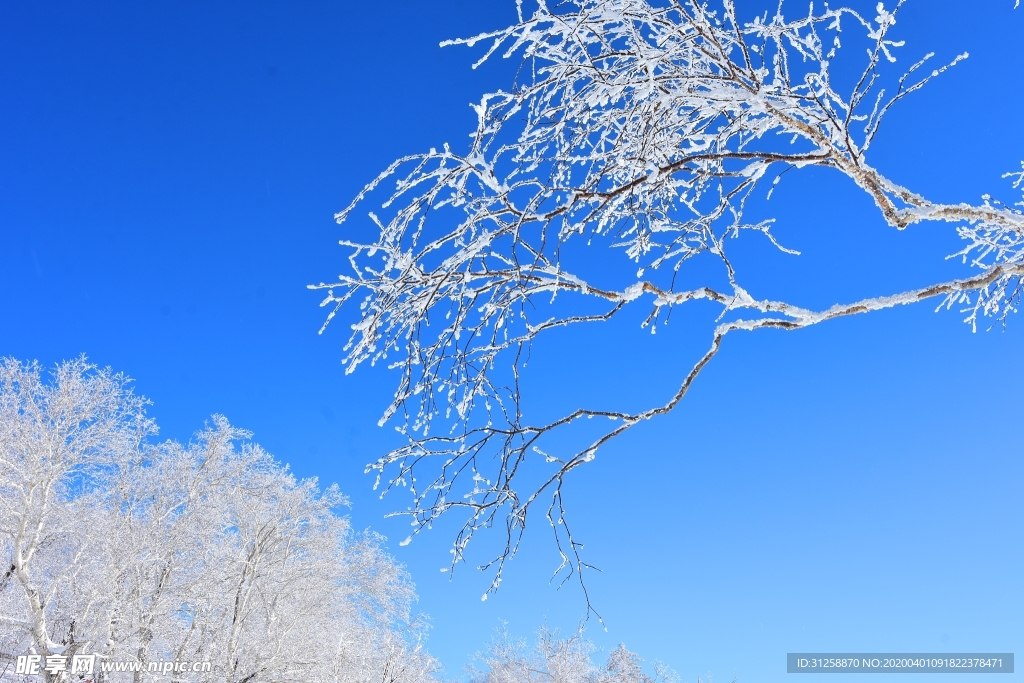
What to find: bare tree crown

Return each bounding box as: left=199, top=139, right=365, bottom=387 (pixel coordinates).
left=311, top=0, right=1024, bottom=611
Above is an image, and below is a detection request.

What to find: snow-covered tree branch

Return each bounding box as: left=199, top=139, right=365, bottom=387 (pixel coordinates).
left=311, top=0, right=1024, bottom=609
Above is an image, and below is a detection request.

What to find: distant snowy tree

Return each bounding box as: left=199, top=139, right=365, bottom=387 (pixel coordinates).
left=311, top=0, right=1024, bottom=607
left=470, top=628, right=675, bottom=683
left=0, top=358, right=437, bottom=683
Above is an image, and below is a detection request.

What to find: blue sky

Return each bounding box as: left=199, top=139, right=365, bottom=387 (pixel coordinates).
left=2, top=1, right=1022, bottom=681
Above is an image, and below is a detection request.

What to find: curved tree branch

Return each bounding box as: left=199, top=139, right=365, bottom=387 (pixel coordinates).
left=311, top=0, right=1024, bottom=611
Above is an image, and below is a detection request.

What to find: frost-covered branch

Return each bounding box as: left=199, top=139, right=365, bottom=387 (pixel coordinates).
left=311, top=0, right=1023, bottom=609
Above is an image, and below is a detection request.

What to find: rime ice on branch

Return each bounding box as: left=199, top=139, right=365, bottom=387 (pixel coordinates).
left=311, top=0, right=1024, bottom=610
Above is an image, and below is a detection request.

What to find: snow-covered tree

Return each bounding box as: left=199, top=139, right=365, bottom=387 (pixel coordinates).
left=0, top=358, right=437, bottom=683
left=311, top=0, right=1024, bottom=604
left=0, top=357, right=154, bottom=678
left=470, top=628, right=675, bottom=683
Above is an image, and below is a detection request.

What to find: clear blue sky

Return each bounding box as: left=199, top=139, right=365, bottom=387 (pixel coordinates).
left=1, top=1, right=1021, bottom=681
